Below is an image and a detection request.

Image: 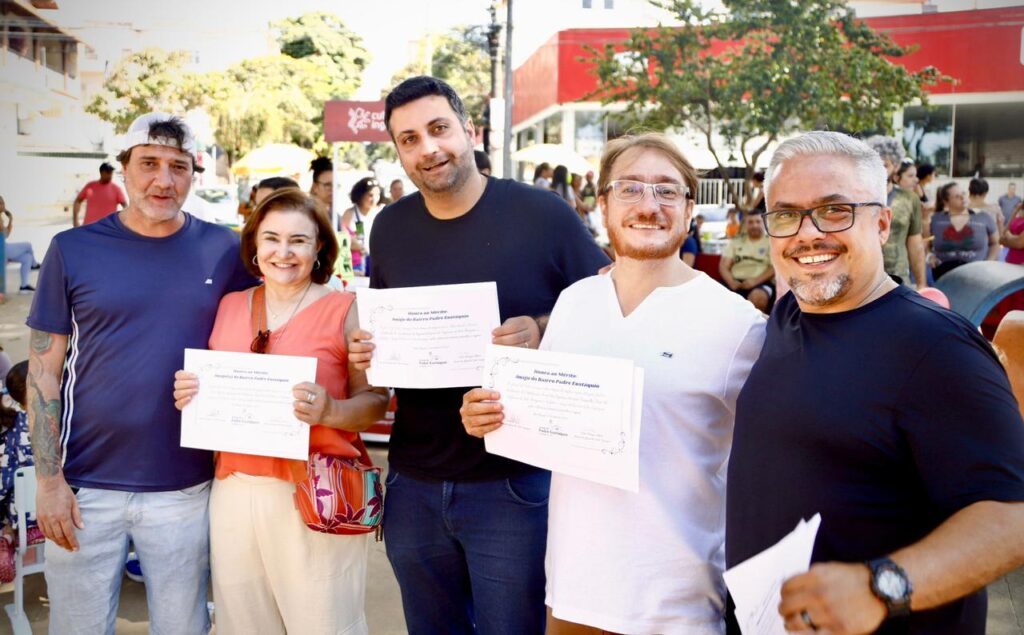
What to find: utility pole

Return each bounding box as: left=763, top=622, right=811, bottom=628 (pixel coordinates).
left=502, top=0, right=513, bottom=179
left=485, top=2, right=501, bottom=155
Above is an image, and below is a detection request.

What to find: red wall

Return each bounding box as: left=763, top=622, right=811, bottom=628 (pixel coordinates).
left=512, top=7, right=1024, bottom=126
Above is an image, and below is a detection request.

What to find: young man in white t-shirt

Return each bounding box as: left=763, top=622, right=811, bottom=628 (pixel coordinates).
left=461, top=133, right=766, bottom=634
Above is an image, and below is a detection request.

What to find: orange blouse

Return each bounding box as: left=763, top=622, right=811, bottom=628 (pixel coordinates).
left=208, top=288, right=360, bottom=482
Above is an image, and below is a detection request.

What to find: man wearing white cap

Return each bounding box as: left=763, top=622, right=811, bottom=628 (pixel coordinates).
left=26, top=113, right=254, bottom=634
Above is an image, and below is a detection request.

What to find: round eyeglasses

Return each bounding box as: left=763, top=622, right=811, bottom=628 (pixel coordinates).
left=605, top=180, right=689, bottom=205
left=762, top=202, right=883, bottom=238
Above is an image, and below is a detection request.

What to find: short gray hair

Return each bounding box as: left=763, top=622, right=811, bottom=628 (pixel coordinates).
left=765, top=131, right=888, bottom=204
left=864, top=135, right=906, bottom=166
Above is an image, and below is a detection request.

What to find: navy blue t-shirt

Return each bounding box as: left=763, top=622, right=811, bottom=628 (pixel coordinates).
left=27, top=213, right=255, bottom=492
left=726, top=285, right=1024, bottom=633
left=370, top=177, right=610, bottom=481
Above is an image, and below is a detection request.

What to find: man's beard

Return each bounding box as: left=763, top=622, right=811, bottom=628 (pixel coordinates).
left=789, top=273, right=851, bottom=307
left=413, top=147, right=475, bottom=195
left=607, top=221, right=685, bottom=260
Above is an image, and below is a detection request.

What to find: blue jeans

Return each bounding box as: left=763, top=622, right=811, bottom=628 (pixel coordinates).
left=384, top=469, right=550, bottom=635
left=6, top=241, right=36, bottom=287
left=45, top=482, right=212, bottom=635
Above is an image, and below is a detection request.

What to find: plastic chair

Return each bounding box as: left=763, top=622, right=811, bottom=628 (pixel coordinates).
left=4, top=466, right=44, bottom=635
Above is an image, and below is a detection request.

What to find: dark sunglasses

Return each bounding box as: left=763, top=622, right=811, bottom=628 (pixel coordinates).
left=250, top=329, right=271, bottom=354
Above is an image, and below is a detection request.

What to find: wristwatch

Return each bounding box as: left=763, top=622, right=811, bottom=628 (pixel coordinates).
left=866, top=557, right=913, bottom=618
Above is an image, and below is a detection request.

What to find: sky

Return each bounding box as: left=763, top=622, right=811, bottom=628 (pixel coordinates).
left=50, top=0, right=493, bottom=98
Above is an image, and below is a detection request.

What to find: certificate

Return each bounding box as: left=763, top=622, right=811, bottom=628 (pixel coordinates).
left=180, top=348, right=317, bottom=460
left=723, top=514, right=822, bottom=635
left=356, top=282, right=501, bottom=389
left=482, top=344, right=644, bottom=492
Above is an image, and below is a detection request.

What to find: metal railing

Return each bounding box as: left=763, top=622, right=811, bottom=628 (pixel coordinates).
left=696, top=179, right=741, bottom=206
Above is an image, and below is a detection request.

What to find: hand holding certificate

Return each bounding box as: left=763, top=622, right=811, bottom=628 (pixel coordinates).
left=724, top=514, right=822, bottom=635
left=355, top=282, right=501, bottom=388
left=476, top=344, right=644, bottom=491
left=180, top=348, right=317, bottom=460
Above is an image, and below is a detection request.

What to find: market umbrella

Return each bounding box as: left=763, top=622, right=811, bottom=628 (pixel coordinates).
left=511, top=144, right=597, bottom=176
left=230, top=143, right=316, bottom=178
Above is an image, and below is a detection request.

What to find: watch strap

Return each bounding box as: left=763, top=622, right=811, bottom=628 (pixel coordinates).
left=867, top=557, right=913, bottom=619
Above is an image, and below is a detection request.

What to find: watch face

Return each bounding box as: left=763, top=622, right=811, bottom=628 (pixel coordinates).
left=878, top=569, right=908, bottom=599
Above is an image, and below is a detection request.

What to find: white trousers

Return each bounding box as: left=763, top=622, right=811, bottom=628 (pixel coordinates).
left=210, top=473, right=370, bottom=635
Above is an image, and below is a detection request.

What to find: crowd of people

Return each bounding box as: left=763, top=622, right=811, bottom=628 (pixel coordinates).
left=0, top=73, right=1021, bottom=635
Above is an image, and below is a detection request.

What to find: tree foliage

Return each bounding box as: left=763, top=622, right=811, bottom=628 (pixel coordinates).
left=588, top=0, right=951, bottom=206
left=85, top=48, right=205, bottom=133
left=271, top=11, right=370, bottom=99
left=86, top=12, right=371, bottom=163
left=203, top=55, right=335, bottom=161
left=386, top=25, right=491, bottom=124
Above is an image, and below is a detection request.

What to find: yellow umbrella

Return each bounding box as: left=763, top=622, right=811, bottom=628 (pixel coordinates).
left=231, top=143, right=316, bottom=178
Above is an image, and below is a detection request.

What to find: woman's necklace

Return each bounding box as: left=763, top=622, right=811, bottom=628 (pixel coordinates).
left=266, top=281, right=312, bottom=332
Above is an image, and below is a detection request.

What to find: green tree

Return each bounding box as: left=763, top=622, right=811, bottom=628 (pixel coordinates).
left=203, top=55, right=334, bottom=162
left=272, top=11, right=370, bottom=99
left=85, top=48, right=205, bottom=133
left=589, top=0, right=950, bottom=207
left=386, top=25, right=491, bottom=123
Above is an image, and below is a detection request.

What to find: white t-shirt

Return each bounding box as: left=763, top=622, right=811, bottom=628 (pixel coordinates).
left=542, top=272, right=766, bottom=634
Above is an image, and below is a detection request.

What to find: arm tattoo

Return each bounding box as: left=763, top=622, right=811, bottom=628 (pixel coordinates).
left=27, top=330, right=63, bottom=478
left=30, top=330, right=52, bottom=354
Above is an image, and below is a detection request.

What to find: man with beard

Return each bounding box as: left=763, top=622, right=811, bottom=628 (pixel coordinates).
left=719, top=212, right=774, bottom=312
left=726, top=131, right=1024, bottom=634
left=461, top=133, right=765, bottom=633
left=349, top=76, right=608, bottom=634
left=27, top=113, right=254, bottom=634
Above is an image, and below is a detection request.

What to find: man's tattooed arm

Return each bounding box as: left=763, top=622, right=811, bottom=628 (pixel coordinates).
left=27, top=329, right=68, bottom=478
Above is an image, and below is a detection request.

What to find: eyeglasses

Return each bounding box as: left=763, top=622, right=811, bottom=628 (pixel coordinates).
left=605, top=180, right=689, bottom=205
left=762, top=202, right=883, bottom=238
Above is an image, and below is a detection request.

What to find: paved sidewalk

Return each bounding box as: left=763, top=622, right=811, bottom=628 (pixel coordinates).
left=0, top=212, right=1021, bottom=633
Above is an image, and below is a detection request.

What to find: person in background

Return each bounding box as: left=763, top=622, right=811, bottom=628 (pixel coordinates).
left=1000, top=201, right=1024, bottom=265
left=0, top=196, right=41, bottom=294
left=580, top=171, right=597, bottom=210
left=239, top=185, right=259, bottom=223
left=680, top=233, right=699, bottom=266
left=474, top=150, right=492, bottom=176
left=865, top=136, right=926, bottom=288
left=1000, top=183, right=1022, bottom=227
left=931, top=182, right=999, bottom=279
left=72, top=162, right=126, bottom=227
left=309, top=156, right=334, bottom=213
left=389, top=178, right=405, bottom=204
left=969, top=177, right=1004, bottom=234
left=725, top=207, right=742, bottom=239
left=719, top=213, right=774, bottom=313
left=254, top=177, right=299, bottom=207
left=341, top=177, right=380, bottom=276
left=550, top=165, right=576, bottom=209
left=0, top=361, right=39, bottom=584
left=746, top=172, right=766, bottom=213
left=688, top=213, right=706, bottom=255
left=915, top=163, right=936, bottom=215
left=173, top=189, right=388, bottom=634
left=533, top=162, right=553, bottom=189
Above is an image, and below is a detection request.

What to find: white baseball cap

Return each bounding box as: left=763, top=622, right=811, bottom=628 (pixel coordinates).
left=122, top=112, right=203, bottom=172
